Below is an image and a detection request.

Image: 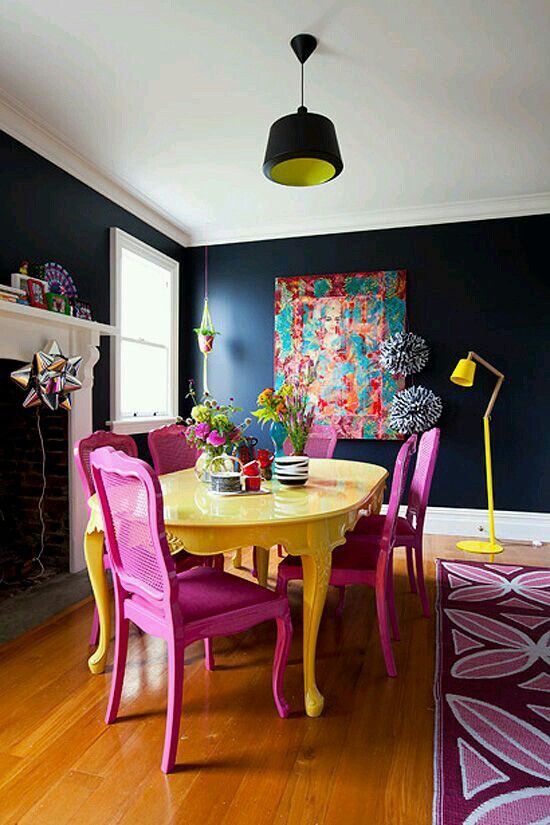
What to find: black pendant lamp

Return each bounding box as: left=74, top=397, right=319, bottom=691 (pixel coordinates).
left=263, top=33, right=343, bottom=187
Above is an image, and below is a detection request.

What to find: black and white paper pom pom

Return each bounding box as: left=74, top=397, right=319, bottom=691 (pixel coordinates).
left=379, top=332, right=430, bottom=376
left=389, top=385, right=442, bottom=435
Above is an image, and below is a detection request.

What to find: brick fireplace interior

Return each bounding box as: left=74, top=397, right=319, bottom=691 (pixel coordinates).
left=0, top=358, right=69, bottom=599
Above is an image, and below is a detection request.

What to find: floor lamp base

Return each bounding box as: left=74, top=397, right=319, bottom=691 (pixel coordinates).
left=456, top=539, right=504, bottom=555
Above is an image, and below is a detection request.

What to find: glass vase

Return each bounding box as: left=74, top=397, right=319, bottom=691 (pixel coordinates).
left=270, top=420, right=287, bottom=457
left=195, top=451, right=213, bottom=483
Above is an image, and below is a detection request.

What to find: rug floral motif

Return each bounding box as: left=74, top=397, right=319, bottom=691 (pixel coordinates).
left=434, top=560, right=550, bottom=825
left=274, top=271, right=406, bottom=439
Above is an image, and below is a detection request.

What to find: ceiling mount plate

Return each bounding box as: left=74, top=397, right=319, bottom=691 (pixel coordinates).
left=290, top=33, right=317, bottom=64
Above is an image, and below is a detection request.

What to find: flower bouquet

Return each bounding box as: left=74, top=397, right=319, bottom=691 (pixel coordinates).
left=281, top=366, right=316, bottom=456
left=252, top=385, right=291, bottom=456
left=254, top=361, right=317, bottom=484
left=184, top=382, right=250, bottom=481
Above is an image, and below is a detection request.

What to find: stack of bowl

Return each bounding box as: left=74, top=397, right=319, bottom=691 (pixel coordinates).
left=274, top=455, right=309, bottom=486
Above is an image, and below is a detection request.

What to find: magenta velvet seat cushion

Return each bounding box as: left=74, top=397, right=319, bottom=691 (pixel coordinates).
left=353, top=514, right=415, bottom=540
left=278, top=536, right=380, bottom=575
left=132, top=566, right=281, bottom=624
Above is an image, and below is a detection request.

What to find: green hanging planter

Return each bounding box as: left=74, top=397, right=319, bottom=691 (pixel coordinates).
left=194, top=304, right=220, bottom=354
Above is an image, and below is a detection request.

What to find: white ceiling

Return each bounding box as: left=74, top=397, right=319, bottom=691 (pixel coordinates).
left=0, top=0, right=549, bottom=245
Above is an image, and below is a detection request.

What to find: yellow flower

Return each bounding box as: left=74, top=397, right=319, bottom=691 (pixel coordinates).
left=257, top=387, right=274, bottom=405
left=212, top=413, right=230, bottom=430
left=191, top=404, right=210, bottom=423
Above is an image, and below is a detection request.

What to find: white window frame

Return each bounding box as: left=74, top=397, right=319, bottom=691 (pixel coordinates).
left=109, top=227, right=179, bottom=435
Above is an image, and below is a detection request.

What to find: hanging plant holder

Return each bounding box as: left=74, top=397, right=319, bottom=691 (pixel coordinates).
left=195, top=299, right=217, bottom=353
left=198, top=328, right=215, bottom=354
left=194, top=248, right=219, bottom=393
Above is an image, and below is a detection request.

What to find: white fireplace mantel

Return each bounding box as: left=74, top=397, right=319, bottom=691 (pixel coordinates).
left=1, top=301, right=116, bottom=572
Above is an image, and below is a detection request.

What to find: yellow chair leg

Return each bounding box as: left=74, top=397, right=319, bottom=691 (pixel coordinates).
left=85, top=530, right=111, bottom=674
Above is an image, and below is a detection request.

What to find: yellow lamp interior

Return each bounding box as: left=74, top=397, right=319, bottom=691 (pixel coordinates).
left=269, top=157, right=336, bottom=186
left=451, top=358, right=476, bottom=387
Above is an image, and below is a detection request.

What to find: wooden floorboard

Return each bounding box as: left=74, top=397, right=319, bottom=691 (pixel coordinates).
left=0, top=537, right=545, bottom=825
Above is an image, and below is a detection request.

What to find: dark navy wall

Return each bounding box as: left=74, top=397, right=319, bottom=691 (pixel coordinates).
left=0, top=129, right=186, bottom=432
left=187, top=216, right=549, bottom=512
left=2, top=128, right=547, bottom=511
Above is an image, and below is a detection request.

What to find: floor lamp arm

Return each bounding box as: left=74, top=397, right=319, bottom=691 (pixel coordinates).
left=467, top=352, right=505, bottom=419
left=484, top=375, right=504, bottom=419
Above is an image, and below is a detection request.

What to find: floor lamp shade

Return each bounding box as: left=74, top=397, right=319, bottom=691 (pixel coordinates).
left=263, top=107, right=343, bottom=186
left=450, top=358, right=476, bottom=387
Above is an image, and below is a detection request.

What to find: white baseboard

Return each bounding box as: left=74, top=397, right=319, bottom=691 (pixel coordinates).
left=380, top=505, right=550, bottom=543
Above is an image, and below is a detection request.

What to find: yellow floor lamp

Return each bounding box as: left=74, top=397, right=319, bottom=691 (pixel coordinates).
left=450, top=351, right=505, bottom=560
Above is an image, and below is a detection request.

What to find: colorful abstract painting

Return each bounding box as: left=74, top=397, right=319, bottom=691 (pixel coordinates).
left=274, top=271, right=407, bottom=440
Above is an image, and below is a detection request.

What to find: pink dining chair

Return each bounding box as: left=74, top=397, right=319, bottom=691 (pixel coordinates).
left=351, top=427, right=440, bottom=617
left=148, top=423, right=200, bottom=475
left=148, top=423, right=224, bottom=572
left=74, top=431, right=138, bottom=646
left=276, top=434, right=417, bottom=678
left=90, top=446, right=293, bottom=773
left=76, top=431, right=217, bottom=647
left=283, top=423, right=338, bottom=458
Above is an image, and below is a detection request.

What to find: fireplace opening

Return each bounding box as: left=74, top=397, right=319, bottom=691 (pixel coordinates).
left=0, top=358, right=69, bottom=601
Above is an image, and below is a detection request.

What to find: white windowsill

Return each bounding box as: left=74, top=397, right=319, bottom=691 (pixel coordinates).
left=108, top=416, right=177, bottom=435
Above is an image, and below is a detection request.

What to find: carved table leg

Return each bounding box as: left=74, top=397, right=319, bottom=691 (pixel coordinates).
left=232, top=549, right=243, bottom=568
left=372, top=484, right=385, bottom=515
left=301, top=545, right=332, bottom=717
left=85, top=530, right=111, bottom=674
left=254, top=547, right=270, bottom=588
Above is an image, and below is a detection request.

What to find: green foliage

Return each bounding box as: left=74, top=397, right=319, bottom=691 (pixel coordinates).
left=193, top=327, right=220, bottom=336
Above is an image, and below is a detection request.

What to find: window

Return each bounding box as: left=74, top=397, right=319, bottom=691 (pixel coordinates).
left=110, top=228, right=179, bottom=434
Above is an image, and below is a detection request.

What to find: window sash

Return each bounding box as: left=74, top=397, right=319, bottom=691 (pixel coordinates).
left=110, top=228, right=179, bottom=431
left=119, top=338, right=170, bottom=419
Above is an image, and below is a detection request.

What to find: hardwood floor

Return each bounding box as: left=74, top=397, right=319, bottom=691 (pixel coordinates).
left=0, top=536, right=546, bottom=825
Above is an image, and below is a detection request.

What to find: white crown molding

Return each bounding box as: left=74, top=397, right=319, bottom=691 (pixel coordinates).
left=0, top=89, right=191, bottom=247
left=191, top=192, right=550, bottom=247
left=381, top=504, right=550, bottom=543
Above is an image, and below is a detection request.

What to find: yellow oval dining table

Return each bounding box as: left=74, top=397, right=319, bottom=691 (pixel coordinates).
left=84, top=458, right=388, bottom=718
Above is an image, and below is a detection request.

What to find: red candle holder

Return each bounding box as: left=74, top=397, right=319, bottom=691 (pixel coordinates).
left=245, top=475, right=262, bottom=492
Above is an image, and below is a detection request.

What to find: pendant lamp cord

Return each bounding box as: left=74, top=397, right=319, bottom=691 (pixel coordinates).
left=203, top=245, right=209, bottom=395
left=301, top=63, right=304, bottom=108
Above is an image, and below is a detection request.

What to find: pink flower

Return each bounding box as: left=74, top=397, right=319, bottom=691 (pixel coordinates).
left=194, top=422, right=211, bottom=440
left=207, top=430, right=226, bottom=448
left=230, top=427, right=242, bottom=442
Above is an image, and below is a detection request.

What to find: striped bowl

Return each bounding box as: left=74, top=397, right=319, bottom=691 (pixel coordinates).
left=274, top=455, right=309, bottom=486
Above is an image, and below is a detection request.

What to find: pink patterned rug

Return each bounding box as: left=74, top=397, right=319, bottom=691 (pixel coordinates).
left=433, top=560, right=550, bottom=825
